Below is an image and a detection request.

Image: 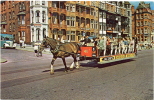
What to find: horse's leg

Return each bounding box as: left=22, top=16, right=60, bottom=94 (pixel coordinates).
left=62, top=57, right=68, bottom=72
left=70, top=54, right=80, bottom=71
left=50, top=56, right=57, bottom=75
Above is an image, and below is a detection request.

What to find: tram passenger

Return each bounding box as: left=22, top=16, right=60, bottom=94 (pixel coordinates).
left=128, top=38, right=134, bottom=53
left=123, top=38, right=129, bottom=54
left=80, top=35, right=91, bottom=46
left=111, top=37, right=118, bottom=55
left=106, top=37, right=111, bottom=55
left=118, top=39, right=125, bottom=54
left=92, top=37, right=98, bottom=51
left=97, top=36, right=106, bottom=56
left=110, top=37, right=114, bottom=55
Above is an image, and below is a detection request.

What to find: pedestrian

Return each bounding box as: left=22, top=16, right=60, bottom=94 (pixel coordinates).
left=34, top=42, right=39, bottom=57
left=134, top=35, right=138, bottom=55
left=20, top=39, right=23, bottom=48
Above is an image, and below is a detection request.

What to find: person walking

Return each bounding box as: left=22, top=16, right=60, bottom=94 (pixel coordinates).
left=134, top=35, right=138, bottom=55
left=34, top=42, right=39, bottom=57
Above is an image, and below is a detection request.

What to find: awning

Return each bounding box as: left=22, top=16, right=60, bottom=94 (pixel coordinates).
left=1, top=22, right=7, bottom=25
left=17, top=12, right=26, bottom=16
left=123, top=32, right=129, bottom=34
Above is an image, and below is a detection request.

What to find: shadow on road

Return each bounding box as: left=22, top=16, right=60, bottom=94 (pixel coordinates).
left=80, top=59, right=135, bottom=69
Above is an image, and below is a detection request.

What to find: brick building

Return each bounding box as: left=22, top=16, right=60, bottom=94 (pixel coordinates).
left=132, top=1, right=153, bottom=43
left=0, top=1, right=30, bottom=44
left=151, top=10, right=154, bottom=43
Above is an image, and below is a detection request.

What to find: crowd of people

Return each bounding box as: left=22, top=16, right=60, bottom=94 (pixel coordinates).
left=80, top=35, right=138, bottom=56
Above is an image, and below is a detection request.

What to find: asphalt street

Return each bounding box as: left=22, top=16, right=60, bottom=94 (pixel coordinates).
left=1, top=48, right=154, bottom=100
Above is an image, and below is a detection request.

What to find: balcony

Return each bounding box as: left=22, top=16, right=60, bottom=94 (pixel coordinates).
left=85, top=14, right=90, bottom=18
left=59, top=9, right=66, bottom=14
left=50, top=7, right=60, bottom=13
left=90, top=15, right=94, bottom=19
left=60, top=24, right=67, bottom=29
left=76, top=12, right=79, bottom=16
left=80, top=12, right=86, bottom=18
left=51, top=24, right=60, bottom=29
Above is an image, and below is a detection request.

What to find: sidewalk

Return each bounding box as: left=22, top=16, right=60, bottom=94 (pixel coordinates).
left=1, top=44, right=51, bottom=63
left=16, top=44, right=51, bottom=55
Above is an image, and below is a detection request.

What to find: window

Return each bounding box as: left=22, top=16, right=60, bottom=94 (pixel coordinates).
left=31, top=1, right=33, bottom=5
left=91, top=20, right=94, bottom=28
left=42, top=1, right=45, bottom=5
left=99, top=22, right=102, bottom=30
left=66, top=4, right=69, bottom=11
left=71, top=17, right=75, bottom=26
left=9, top=12, right=11, bottom=19
left=36, top=28, right=40, bottom=41
left=66, top=16, right=70, bottom=26
left=137, top=29, right=140, bottom=34
left=12, top=1, right=15, bottom=7
left=128, top=11, right=130, bottom=16
left=43, top=29, right=46, bottom=38
left=70, top=5, right=75, bottom=12
left=95, top=21, right=98, bottom=29
left=36, top=11, right=40, bottom=23
left=52, top=2, right=57, bottom=8
left=67, top=31, right=75, bottom=41
left=22, top=16, right=25, bottom=25
left=18, top=17, right=20, bottom=25
left=145, top=21, right=147, bottom=25
left=42, top=11, right=46, bottom=23
left=12, top=11, right=15, bottom=19
left=9, top=23, right=12, bottom=32
left=19, top=3, right=22, bottom=11
left=23, top=3, right=25, bottom=10
left=52, top=14, right=57, bottom=24
left=35, top=1, right=40, bottom=5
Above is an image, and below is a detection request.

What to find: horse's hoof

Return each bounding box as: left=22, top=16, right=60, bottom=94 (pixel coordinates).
left=70, top=68, right=73, bottom=71
left=50, top=72, right=54, bottom=75
left=76, top=66, right=80, bottom=69
left=64, top=70, right=68, bottom=72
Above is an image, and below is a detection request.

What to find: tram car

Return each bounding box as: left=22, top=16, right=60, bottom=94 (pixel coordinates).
left=78, top=43, right=136, bottom=64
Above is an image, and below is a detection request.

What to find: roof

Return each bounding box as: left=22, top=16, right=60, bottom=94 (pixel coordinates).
left=136, top=1, right=150, bottom=9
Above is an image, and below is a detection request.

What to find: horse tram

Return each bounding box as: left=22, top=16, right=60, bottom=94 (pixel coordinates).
left=78, top=42, right=136, bottom=64
left=39, top=36, right=136, bottom=75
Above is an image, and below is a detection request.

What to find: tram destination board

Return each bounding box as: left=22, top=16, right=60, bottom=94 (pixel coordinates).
left=98, top=53, right=136, bottom=64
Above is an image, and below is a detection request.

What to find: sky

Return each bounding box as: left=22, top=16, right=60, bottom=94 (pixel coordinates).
left=129, top=1, right=154, bottom=10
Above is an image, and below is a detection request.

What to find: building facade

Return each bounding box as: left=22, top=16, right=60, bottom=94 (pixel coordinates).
left=30, top=1, right=48, bottom=42
left=1, top=1, right=30, bottom=44
left=151, top=10, right=154, bottom=43
left=132, top=1, right=153, bottom=43
left=1, top=1, right=139, bottom=44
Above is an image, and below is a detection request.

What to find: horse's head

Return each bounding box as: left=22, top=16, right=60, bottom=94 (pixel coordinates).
left=42, top=38, right=48, bottom=47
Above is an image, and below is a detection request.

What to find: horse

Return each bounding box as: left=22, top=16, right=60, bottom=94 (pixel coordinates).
left=38, top=37, right=80, bottom=74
